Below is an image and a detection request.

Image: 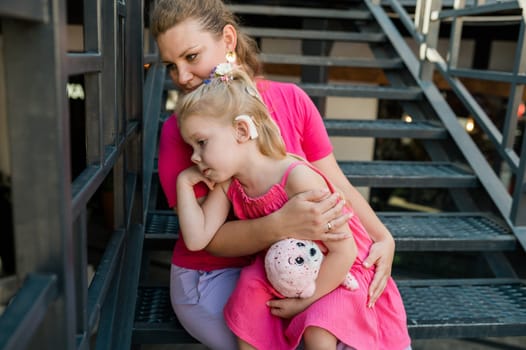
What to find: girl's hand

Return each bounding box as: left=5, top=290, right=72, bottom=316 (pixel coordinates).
left=267, top=297, right=311, bottom=319
left=178, top=166, right=216, bottom=190
left=362, top=236, right=395, bottom=307
left=277, top=189, right=351, bottom=241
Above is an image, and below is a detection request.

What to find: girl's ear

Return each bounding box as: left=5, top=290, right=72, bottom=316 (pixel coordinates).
left=223, top=24, right=237, bottom=53
left=234, top=119, right=251, bottom=143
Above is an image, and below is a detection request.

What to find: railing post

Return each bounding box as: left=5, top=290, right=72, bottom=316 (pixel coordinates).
left=448, top=0, right=465, bottom=69
left=2, top=0, right=76, bottom=348
left=416, top=0, right=442, bottom=80
left=511, top=129, right=526, bottom=226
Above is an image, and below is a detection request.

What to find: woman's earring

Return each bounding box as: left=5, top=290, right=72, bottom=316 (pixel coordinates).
left=226, top=51, right=237, bottom=64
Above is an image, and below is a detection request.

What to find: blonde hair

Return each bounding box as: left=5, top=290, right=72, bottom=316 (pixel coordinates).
left=150, top=0, right=261, bottom=78
left=177, top=68, right=287, bottom=159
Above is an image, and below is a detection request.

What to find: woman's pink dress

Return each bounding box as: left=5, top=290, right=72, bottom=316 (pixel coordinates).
left=223, top=161, right=411, bottom=350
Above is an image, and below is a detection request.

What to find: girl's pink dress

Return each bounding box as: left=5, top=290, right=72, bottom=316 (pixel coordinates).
left=223, top=161, right=411, bottom=350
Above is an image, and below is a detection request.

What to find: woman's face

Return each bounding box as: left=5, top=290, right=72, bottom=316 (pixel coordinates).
left=157, top=19, right=231, bottom=93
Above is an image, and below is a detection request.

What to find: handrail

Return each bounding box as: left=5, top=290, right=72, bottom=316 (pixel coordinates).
left=142, top=63, right=166, bottom=222
left=0, top=274, right=58, bottom=350
left=380, top=0, right=526, bottom=237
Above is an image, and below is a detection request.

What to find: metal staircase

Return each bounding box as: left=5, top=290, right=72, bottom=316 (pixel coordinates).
left=135, top=0, right=526, bottom=345
left=1, top=0, right=525, bottom=349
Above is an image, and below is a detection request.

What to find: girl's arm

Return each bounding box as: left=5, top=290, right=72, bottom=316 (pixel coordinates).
left=176, top=166, right=231, bottom=251
left=312, top=153, right=395, bottom=306
left=269, top=164, right=357, bottom=317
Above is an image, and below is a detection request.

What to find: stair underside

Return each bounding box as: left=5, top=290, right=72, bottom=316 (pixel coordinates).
left=144, top=211, right=515, bottom=252
left=133, top=279, right=526, bottom=343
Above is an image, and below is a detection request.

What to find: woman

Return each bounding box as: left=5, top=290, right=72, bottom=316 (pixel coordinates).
left=151, top=1, right=397, bottom=348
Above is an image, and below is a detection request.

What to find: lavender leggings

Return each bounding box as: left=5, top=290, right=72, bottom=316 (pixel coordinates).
left=170, top=265, right=241, bottom=350
left=170, top=265, right=412, bottom=350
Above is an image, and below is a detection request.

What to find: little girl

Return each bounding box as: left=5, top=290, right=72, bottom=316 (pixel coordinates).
left=175, top=65, right=411, bottom=350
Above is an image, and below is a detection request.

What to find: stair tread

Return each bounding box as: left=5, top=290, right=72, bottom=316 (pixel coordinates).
left=299, top=82, right=422, bottom=99
left=230, top=4, right=372, bottom=19
left=399, top=278, right=526, bottom=339
left=133, top=279, right=526, bottom=343
left=260, top=53, right=403, bottom=68
left=380, top=212, right=515, bottom=251
left=339, top=161, right=478, bottom=187
left=243, top=27, right=385, bottom=42
left=324, top=119, right=446, bottom=138
left=144, top=211, right=514, bottom=251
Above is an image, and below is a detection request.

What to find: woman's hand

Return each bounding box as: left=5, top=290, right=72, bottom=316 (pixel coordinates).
left=362, top=236, right=395, bottom=307
left=276, top=189, right=351, bottom=242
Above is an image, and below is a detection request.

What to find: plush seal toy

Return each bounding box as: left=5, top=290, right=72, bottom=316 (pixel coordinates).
left=264, top=238, right=359, bottom=298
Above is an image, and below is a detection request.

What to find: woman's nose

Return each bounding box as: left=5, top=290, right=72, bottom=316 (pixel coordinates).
left=177, top=66, right=193, bottom=86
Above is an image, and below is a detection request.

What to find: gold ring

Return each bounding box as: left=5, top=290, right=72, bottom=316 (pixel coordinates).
left=327, top=222, right=332, bottom=232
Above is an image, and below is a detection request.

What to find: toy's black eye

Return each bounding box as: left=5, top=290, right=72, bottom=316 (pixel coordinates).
left=295, top=257, right=304, bottom=265
left=296, top=242, right=305, bottom=247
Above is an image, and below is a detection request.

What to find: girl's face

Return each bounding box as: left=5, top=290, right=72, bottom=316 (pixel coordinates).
left=157, top=19, right=234, bottom=93
left=180, top=115, right=240, bottom=183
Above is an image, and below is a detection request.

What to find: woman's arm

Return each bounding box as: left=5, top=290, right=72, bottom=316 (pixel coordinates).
left=312, top=153, right=395, bottom=306
left=176, top=166, right=231, bottom=251
left=205, top=189, right=351, bottom=256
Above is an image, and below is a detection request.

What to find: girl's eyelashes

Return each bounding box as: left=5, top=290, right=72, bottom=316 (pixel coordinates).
left=165, top=63, right=177, bottom=72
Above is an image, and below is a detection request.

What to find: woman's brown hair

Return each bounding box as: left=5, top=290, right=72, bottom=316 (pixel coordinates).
left=150, top=0, right=262, bottom=78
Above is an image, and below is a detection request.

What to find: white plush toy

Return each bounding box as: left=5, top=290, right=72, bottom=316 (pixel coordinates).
left=264, top=238, right=359, bottom=298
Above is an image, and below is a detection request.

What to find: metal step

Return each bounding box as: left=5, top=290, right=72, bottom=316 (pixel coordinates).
left=299, top=82, right=422, bottom=99
left=230, top=4, right=372, bottom=19
left=340, top=161, right=478, bottom=187
left=133, top=285, right=198, bottom=344
left=133, top=279, right=526, bottom=343
left=324, top=119, right=446, bottom=138
left=379, top=212, right=515, bottom=251
left=144, top=211, right=513, bottom=252
left=260, top=53, right=403, bottom=69
left=144, top=210, right=179, bottom=250
left=243, top=27, right=386, bottom=42
left=399, top=278, right=526, bottom=339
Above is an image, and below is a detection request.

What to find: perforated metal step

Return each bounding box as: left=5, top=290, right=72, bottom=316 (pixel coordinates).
left=133, top=279, right=526, bottom=343
left=299, top=82, right=422, bottom=99
left=399, top=279, right=526, bottom=339
left=243, top=27, right=385, bottom=42
left=324, top=119, right=446, bottom=138
left=133, top=286, right=197, bottom=344
left=260, top=53, right=403, bottom=69
left=340, top=161, right=478, bottom=187
left=144, top=211, right=514, bottom=252
left=379, top=212, right=515, bottom=251
left=230, top=3, right=372, bottom=19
